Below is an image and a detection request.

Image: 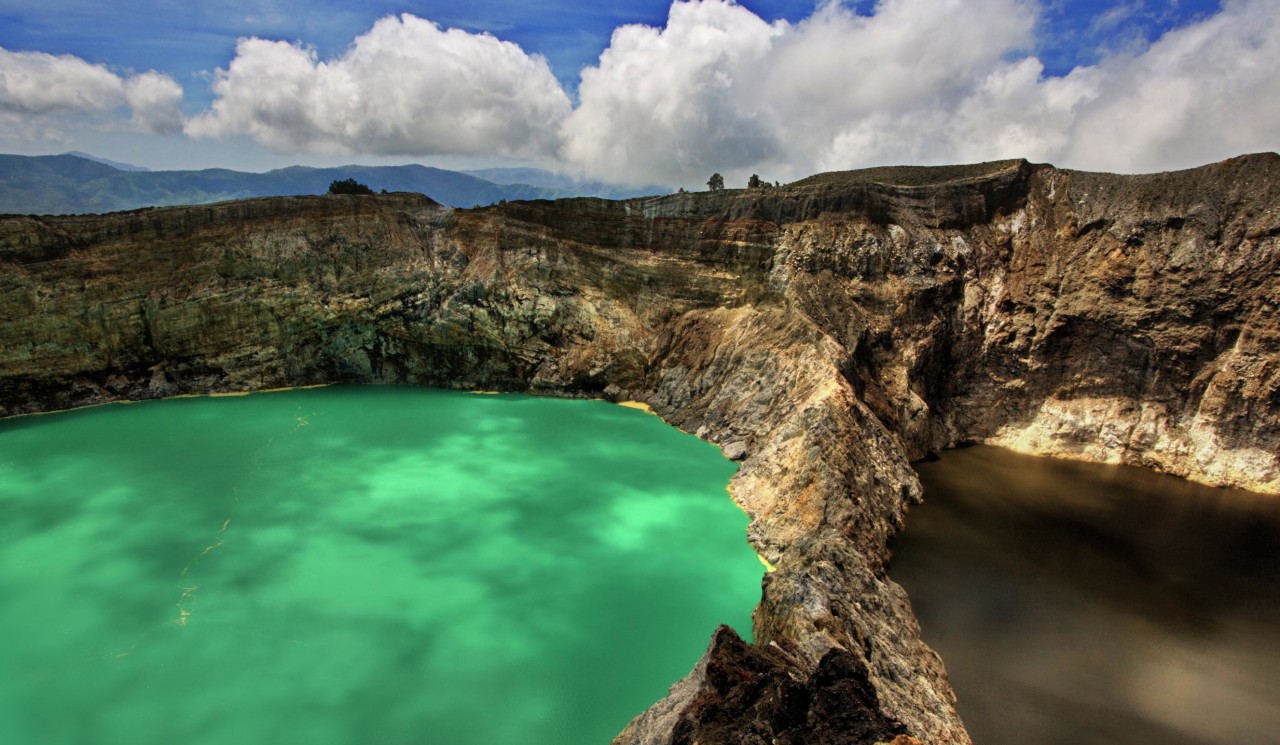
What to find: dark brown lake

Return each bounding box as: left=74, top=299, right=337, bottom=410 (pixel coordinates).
left=890, top=445, right=1280, bottom=745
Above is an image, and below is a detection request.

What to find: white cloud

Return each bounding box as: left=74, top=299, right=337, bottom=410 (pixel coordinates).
left=561, top=0, right=1040, bottom=185
left=1057, top=0, right=1280, bottom=172
left=124, top=72, right=185, bottom=134
left=559, top=0, right=785, bottom=185
left=759, top=0, right=1040, bottom=174
left=1090, top=1, right=1142, bottom=34
left=0, top=47, right=184, bottom=134
left=935, top=0, right=1280, bottom=173
left=8, top=1, right=1277, bottom=183
left=185, top=14, right=572, bottom=159
left=561, top=0, right=1280, bottom=186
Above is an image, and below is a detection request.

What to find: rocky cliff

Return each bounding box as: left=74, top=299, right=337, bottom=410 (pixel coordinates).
left=2, top=153, right=1277, bottom=744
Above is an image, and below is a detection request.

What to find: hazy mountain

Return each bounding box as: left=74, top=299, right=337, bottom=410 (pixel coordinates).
left=64, top=151, right=151, bottom=172
left=0, top=154, right=669, bottom=215
left=462, top=167, right=665, bottom=200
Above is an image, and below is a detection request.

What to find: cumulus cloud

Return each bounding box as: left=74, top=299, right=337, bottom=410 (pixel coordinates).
left=559, top=0, right=785, bottom=185
left=561, top=0, right=1280, bottom=185
left=562, top=0, right=1041, bottom=184
left=185, top=14, right=572, bottom=159
left=124, top=72, right=185, bottom=134
left=756, top=0, right=1039, bottom=174
left=0, top=47, right=184, bottom=134
left=12, top=1, right=1274, bottom=183
left=1055, top=0, right=1280, bottom=172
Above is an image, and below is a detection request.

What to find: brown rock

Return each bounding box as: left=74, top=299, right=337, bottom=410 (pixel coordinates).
left=3, top=154, right=1278, bottom=744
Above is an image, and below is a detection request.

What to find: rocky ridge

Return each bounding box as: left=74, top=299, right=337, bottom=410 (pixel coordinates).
left=2, top=153, right=1277, bottom=744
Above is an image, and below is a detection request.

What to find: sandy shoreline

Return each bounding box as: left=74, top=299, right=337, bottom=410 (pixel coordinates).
left=194, top=384, right=330, bottom=398
left=2, top=384, right=333, bottom=421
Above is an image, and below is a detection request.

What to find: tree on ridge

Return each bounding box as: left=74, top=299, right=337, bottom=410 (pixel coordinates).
left=328, top=178, right=375, bottom=195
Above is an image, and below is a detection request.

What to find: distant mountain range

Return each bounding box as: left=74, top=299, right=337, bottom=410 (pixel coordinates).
left=0, top=153, right=667, bottom=215
left=65, top=151, right=152, bottom=172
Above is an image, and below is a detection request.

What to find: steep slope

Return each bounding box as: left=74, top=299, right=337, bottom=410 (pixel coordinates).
left=1, top=154, right=1277, bottom=744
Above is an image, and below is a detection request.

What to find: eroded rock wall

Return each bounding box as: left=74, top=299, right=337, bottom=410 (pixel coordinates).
left=2, top=153, right=1277, bottom=744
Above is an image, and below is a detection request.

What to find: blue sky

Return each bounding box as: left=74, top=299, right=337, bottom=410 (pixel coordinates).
left=0, top=0, right=1222, bottom=101
left=1, top=0, right=1271, bottom=185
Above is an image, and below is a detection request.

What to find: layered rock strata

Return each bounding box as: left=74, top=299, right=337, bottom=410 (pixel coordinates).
left=2, top=153, right=1277, bottom=744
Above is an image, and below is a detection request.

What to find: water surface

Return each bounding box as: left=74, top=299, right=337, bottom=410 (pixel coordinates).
left=0, top=387, right=760, bottom=745
left=892, top=446, right=1280, bottom=745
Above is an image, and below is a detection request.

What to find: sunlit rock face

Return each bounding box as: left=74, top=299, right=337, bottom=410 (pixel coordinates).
left=1, top=153, right=1277, bottom=745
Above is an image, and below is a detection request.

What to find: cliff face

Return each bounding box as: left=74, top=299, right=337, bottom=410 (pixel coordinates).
left=2, top=153, right=1277, bottom=744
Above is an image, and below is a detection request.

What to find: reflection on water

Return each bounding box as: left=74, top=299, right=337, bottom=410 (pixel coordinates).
left=891, top=446, right=1280, bottom=745
left=0, top=387, right=760, bottom=745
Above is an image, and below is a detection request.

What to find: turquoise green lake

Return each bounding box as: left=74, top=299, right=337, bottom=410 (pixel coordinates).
left=0, top=387, right=760, bottom=745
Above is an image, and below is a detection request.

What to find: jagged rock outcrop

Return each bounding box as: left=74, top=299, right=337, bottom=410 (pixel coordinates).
left=2, top=153, right=1277, bottom=744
